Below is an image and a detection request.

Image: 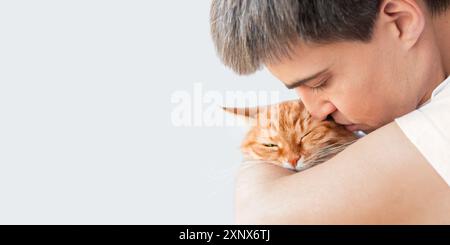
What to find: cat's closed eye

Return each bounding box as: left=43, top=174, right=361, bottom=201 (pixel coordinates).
left=262, top=143, right=278, bottom=147
left=298, top=130, right=313, bottom=144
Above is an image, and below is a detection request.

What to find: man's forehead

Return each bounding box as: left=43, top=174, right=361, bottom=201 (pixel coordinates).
left=265, top=42, right=336, bottom=85
left=266, top=57, right=332, bottom=89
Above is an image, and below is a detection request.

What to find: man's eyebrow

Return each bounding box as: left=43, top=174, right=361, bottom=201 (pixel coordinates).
left=285, top=68, right=329, bottom=89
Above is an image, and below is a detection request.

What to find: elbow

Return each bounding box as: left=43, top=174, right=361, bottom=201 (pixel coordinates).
left=234, top=192, right=304, bottom=224
left=234, top=180, right=288, bottom=224
left=233, top=161, right=302, bottom=224
left=234, top=179, right=328, bottom=224
left=234, top=190, right=266, bottom=224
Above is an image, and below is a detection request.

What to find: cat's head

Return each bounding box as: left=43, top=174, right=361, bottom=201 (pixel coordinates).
left=223, top=99, right=357, bottom=171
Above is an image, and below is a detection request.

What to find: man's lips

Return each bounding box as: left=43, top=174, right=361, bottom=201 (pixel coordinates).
left=332, top=116, right=361, bottom=131
left=344, top=124, right=360, bottom=132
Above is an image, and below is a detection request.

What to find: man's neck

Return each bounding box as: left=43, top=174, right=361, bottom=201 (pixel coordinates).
left=432, top=11, right=450, bottom=77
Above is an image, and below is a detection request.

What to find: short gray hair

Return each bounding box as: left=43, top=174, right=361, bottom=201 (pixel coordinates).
left=210, top=0, right=449, bottom=75
left=210, top=0, right=302, bottom=75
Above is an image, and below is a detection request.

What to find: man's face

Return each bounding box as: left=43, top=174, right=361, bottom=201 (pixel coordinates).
left=266, top=27, right=429, bottom=133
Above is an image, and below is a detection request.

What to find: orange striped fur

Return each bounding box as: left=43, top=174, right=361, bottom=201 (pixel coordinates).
left=223, top=100, right=357, bottom=171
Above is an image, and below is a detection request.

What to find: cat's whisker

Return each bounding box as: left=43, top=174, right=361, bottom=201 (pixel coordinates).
left=302, top=140, right=357, bottom=168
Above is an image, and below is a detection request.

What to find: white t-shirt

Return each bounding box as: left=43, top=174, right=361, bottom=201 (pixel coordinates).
left=395, top=75, right=450, bottom=186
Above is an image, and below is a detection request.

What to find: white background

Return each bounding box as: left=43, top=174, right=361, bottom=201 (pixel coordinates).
left=0, top=0, right=296, bottom=224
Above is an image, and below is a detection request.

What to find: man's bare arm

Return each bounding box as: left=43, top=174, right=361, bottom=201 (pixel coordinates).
left=235, top=122, right=450, bottom=224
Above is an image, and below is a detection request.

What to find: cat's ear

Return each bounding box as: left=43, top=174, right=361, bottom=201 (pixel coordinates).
left=222, top=105, right=277, bottom=127
left=221, top=106, right=259, bottom=119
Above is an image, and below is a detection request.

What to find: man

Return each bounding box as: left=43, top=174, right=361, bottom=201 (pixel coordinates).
left=210, top=0, right=450, bottom=224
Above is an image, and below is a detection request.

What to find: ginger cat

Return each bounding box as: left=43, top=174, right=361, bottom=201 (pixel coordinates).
left=224, top=99, right=358, bottom=171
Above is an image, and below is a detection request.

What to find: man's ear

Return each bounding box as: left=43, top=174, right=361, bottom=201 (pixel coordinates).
left=380, top=0, right=425, bottom=49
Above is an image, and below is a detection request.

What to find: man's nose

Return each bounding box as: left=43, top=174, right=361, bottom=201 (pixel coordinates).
left=308, top=102, right=336, bottom=121
left=296, top=88, right=336, bottom=121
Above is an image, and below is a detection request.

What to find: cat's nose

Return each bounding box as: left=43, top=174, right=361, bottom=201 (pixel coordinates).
left=288, top=156, right=300, bottom=167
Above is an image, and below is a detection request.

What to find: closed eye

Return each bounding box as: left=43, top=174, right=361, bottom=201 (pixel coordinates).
left=310, top=79, right=328, bottom=93
left=299, top=130, right=314, bottom=143
left=262, top=143, right=278, bottom=147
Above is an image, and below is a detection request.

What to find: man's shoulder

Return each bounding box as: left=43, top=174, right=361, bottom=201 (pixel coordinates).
left=285, top=122, right=450, bottom=223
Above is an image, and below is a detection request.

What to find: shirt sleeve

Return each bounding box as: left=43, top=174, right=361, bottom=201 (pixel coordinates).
left=395, top=91, right=450, bottom=186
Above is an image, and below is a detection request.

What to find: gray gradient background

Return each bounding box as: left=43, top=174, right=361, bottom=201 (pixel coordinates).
left=0, top=1, right=296, bottom=224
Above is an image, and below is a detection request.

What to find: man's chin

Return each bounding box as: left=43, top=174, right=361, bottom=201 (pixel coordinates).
left=362, top=129, right=375, bottom=134
left=344, top=124, right=360, bottom=132
left=345, top=124, right=375, bottom=134
left=360, top=125, right=378, bottom=134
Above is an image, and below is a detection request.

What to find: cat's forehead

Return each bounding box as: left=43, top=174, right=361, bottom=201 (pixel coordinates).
left=256, top=117, right=304, bottom=141
left=256, top=101, right=301, bottom=117
left=269, top=104, right=307, bottom=127
left=257, top=127, right=279, bottom=137
left=269, top=101, right=307, bottom=117
left=251, top=100, right=311, bottom=136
